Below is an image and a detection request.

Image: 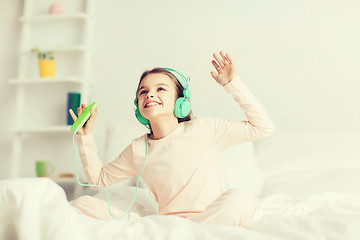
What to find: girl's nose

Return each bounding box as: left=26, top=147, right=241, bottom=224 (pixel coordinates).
left=146, top=93, right=154, bottom=99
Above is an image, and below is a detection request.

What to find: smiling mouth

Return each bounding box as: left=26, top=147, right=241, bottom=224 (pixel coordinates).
left=145, top=102, right=162, bottom=108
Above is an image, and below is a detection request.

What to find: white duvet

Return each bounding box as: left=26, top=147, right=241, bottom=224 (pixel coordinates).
left=1, top=177, right=360, bottom=240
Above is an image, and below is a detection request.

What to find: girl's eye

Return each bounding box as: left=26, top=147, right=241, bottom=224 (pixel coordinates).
left=139, top=87, right=165, bottom=95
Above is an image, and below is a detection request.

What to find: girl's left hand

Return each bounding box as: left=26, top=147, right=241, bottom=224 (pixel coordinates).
left=211, top=51, right=237, bottom=86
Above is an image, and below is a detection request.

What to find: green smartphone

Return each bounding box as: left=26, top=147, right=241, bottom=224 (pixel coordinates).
left=70, top=102, right=97, bottom=132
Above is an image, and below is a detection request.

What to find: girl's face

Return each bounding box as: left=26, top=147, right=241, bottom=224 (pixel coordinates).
left=137, top=73, right=178, bottom=122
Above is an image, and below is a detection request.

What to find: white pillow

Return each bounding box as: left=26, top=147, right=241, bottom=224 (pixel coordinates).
left=261, top=168, right=360, bottom=199
left=219, top=142, right=263, bottom=197
left=254, top=131, right=360, bottom=179
left=103, top=122, right=144, bottom=164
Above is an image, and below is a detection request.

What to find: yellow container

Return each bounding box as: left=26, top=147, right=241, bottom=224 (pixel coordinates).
left=38, top=60, right=56, bottom=77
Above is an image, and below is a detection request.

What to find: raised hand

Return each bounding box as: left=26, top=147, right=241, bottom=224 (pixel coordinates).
left=69, top=103, right=97, bottom=135
left=211, top=51, right=237, bottom=86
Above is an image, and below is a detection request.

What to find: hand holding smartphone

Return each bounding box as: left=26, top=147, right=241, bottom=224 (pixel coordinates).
left=69, top=102, right=98, bottom=135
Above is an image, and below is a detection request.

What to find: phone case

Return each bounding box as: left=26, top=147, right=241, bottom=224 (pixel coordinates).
left=70, top=102, right=97, bottom=132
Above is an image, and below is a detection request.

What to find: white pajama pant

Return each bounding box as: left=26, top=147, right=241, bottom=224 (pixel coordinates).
left=71, top=188, right=256, bottom=228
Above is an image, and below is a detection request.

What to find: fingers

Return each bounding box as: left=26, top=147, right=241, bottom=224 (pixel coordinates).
left=77, top=104, right=84, bottom=117
left=69, top=109, right=78, bottom=121
left=210, top=71, right=218, bottom=79
left=220, top=51, right=230, bottom=65
left=89, top=106, right=98, bottom=118
left=213, top=52, right=225, bottom=68
left=212, top=60, right=220, bottom=72
left=212, top=51, right=231, bottom=72
left=225, top=53, right=233, bottom=64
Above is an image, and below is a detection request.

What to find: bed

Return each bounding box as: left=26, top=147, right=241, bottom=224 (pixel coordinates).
left=1, top=131, right=360, bottom=240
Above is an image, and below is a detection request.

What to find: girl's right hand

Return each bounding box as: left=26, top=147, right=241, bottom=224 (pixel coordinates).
left=68, top=103, right=98, bottom=135
left=211, top=51, right=237, bottom=86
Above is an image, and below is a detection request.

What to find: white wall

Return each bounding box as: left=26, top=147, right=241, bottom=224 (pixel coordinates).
left=1, top=0, right=359, bottom=179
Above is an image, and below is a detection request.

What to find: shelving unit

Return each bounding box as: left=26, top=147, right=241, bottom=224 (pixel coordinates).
left=9, top=0, right=94, bottom=189
left=13, top=125, right=71, bottom=134
left=20, top=12, right=89, bottom=22
left=9, top=76, right=84, bottom=84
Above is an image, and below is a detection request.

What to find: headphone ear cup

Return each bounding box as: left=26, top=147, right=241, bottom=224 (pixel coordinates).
left=174, top=97, right=191, bottom=118
left=135, top=107, right=150, bottom=126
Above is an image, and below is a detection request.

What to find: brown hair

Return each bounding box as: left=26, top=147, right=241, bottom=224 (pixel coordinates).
left=135, top=68, right=193, bottom=130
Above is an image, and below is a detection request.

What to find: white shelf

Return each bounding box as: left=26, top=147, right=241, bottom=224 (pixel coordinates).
left=22, top=44, right=90, bottom=54
left=20, top=13, right=90, bottom=22
left=9, top=76, right=84, bottom=84
left=14, top=125, right=72, bottom=134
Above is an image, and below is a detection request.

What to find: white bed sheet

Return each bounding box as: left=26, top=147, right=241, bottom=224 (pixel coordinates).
left=1, top=177, right=360, bottom=240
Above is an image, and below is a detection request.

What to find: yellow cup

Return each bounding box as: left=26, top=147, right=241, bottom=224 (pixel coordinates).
left=38, top=60, right=56, bottom=77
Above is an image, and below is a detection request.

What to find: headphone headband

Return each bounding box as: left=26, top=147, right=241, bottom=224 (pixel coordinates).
left=135, top=67, right=190, bottom=99
left=163, top=67, right=190, bottom=90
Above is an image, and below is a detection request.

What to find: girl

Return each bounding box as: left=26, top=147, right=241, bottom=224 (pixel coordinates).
left=69, top=51, right=275, bottom=228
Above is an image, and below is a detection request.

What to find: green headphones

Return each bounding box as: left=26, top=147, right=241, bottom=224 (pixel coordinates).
left=134, top=68, right=192, bottom=127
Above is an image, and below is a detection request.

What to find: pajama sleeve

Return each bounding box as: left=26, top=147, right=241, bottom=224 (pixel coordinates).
left=199, top=75, right=276, bottom=151
left=75, top=134, right=137, bottom=188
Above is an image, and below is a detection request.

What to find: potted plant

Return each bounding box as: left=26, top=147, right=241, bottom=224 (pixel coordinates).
left=31, top=47, right=56, bottom=78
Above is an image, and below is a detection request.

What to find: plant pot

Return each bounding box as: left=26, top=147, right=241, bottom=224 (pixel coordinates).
left=38, top=60, right=56, bottom=77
